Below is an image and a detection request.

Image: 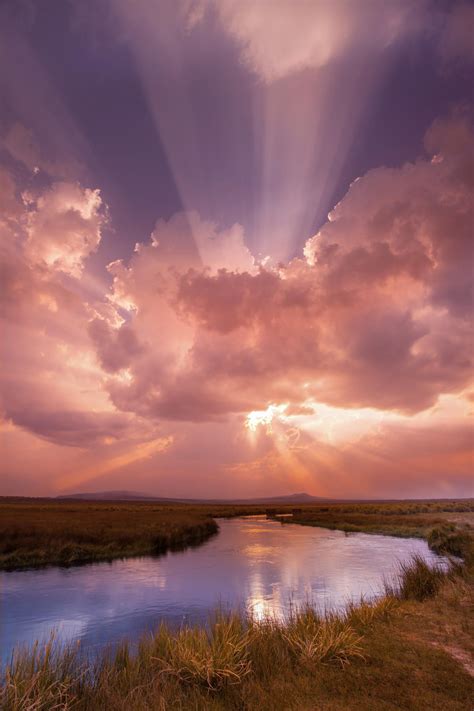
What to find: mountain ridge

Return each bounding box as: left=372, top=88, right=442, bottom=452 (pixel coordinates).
left=56, top=490, right=329, bottom=504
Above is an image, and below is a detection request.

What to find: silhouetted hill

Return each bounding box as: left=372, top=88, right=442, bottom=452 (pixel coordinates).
left=57, top=490, right=329, bottom=504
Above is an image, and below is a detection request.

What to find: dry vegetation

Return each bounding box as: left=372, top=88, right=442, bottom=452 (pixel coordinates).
left=1, top=497, right=473, bottom=709
left=0, top=500, right=218, bottom=569
left=1, top=559, right=473, bottom=711
left=269, top=499, right=474, bottom=561
left=2, top=497, right=472, bottom=570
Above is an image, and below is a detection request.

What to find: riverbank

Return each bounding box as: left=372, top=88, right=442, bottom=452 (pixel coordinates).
left=268, top=501, right=474, bottom=562
left=2, top=499, right=473, bottom=709
left=1, top=556, right=473, bottom=711
left=1, top=498, right=472, bottom=570
left=0, top=500, right=218, bottom=570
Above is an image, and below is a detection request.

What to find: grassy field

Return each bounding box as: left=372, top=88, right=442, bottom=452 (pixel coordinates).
left=1, top=498, right=473, bottom=709
left=1, top=557, right=473, bottom=710
left=0, top=500, right=218, bottom=570
left=1, top=498, right=473, bottom=570
left=266, top=500, right=474, bottom=561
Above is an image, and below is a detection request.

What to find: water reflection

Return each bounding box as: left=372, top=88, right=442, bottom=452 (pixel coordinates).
left=0, top=517, right=450, bottom=662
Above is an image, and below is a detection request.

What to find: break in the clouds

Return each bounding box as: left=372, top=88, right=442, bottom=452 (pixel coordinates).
left=187, top=0, right=427, bottom=82
left=0, top=0, right=473, bottom=499
left=91, top=115, right=473, bottom=421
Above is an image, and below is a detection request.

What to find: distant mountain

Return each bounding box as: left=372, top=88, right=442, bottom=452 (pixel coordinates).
left=57, top=490, right=164, bottom=501
left=57, top=490, right=329, bottom=504
left=257, top=492, right=319, bottom=503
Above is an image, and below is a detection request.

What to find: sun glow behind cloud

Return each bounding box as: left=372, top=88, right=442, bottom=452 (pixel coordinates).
left=246, top=394, right=473, bottom=445
left=109, top=0, right=427, bottom=262
left=245, top=404, right=287, bottom=434
left=0, top=1, right=473, bottom=499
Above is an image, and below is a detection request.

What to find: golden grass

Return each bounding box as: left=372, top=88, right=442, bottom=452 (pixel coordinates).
left=152, top=617, right=252, bottom=690
left=270, top=500, right=474, bottom=561
left=283, top=613, right=364, bottom=667
left=0, top=500, right=218, bottom=569
left=1, top=497, right=473, bottom=708
left=2, top=560, right=473, bottom=711
left=2, top=497, right=472, bottom=570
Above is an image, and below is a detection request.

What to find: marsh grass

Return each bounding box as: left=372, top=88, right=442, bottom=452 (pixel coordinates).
left=428, top=526, right=473, bottom=561
left=384, top=554, right=452, bottom=601
left=151, top=616, right=251, bottom=690
left=0, top=620, right=356, bottom=709
left=3, top=554, right=471, bottom=711
left=0, top=501, right=218, bottom=570
left=2, top=497, right=473, bottom=570
left=3, top=637, right=84, bottom=710
left=0, top=602, right=390, bottom=709
left=274, top=501, right=474, bottom=555
left=345, top=595, right=399, bottom=628
left=283, top=611, right=364, bottom=667
left=2, top=499, right=473, bottom=708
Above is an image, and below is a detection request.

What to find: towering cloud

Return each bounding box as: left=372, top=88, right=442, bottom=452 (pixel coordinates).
left=1, top=114, right=472, bottom=497
left=24, top=182, right=104, bottom=277
left=95, top=116, right=472, bottom=423
left=0, top=170, right=143, bottom=449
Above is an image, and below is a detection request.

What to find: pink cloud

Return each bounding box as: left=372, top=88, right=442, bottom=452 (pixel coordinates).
left=24, top=182, right=106, bottom=277
left=76, top=117, right=472, bottom=444
left=0, top=171, right=156, bottom=450
left=188, top=1, right=427, bottom=83
left=166, top=115, right=473, bottom=415
left=1, top=115, right=472, bottom=497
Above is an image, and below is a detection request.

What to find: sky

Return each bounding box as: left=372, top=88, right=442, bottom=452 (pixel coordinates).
left=0, top=0, right=473, bottom=499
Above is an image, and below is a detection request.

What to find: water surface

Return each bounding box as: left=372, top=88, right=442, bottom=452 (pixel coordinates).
left=0, top=517, right=449, bottom=662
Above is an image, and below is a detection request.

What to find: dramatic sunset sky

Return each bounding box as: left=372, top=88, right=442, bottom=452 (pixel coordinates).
left=1, top=0, right=473, bottom=499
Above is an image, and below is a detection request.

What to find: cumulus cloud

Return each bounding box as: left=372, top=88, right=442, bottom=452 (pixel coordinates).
left=0, top=168, right=157, bottom=450
left=151, top=211, right=255, bottom=275
left=80, top=210, right=258, bottom=423
left=94, top=115, right=473, bottom=425
left=188, top=0, right=426, bottom=82
left=24, top=182, right=106, bottom=277
left=1, top=114, right=472, bottom=497
left=88, top=318, right=144, bottom=374
left=3, top=112, right=462, bottom=452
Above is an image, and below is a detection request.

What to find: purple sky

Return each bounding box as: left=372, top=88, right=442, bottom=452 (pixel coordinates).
left=3, top=0, right=472, bottom=264
left=1, top=0, right=473, bottom=498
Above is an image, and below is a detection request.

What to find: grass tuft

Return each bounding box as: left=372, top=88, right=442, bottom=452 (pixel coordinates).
left=152, top=615, right=251, bottom=690
left=2, top=636, right=83, bottom=711
left=346, top=595, right=399, bottom=628
left=385, top=555, right=448, bottom=602
left=284, top=612, right=365, bottom=667
left=2, top=582, right=473, bottom=711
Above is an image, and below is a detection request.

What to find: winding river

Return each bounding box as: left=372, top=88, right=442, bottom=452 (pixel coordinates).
left=0, top=516, right=450, bottom=663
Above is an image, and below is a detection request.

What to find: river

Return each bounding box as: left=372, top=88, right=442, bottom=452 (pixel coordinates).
left=0, top=516, right=450, bottom=663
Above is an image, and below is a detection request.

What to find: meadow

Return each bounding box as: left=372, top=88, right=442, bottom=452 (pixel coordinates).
left=1, top=498, right=473, bottom=570
left=1, top=498, right=473, bottom=709
left=0, top=499, right=218, bottom=570
left=268, top=500, right=474, bottom=561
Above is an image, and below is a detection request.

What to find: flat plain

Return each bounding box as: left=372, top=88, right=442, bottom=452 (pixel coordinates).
left=1, top=498, right=473, bottom=710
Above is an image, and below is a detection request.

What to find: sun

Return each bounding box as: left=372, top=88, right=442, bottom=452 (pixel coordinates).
left=245, top=404, right=287, bottom=433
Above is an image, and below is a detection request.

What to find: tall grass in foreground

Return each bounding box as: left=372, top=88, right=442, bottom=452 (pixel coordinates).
left=1, top=605, right=381, bottom=710
left=384, top=554, right=461, bottom=602
left=0, top=555, right=464, bottom=711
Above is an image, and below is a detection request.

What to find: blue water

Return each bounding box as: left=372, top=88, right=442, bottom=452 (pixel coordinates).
left=0, top=516, right=450, bottom=663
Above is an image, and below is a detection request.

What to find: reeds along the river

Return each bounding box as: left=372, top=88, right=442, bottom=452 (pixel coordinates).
left=2, top=553, right=465, bottom=711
